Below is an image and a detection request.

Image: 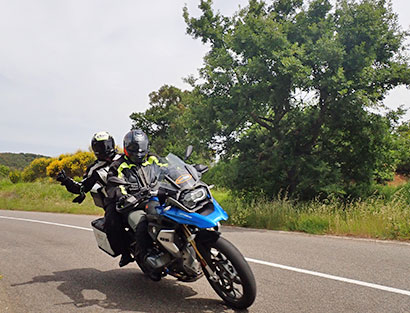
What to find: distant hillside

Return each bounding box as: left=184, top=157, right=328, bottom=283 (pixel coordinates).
left=0, top=153, right=50, bottom=170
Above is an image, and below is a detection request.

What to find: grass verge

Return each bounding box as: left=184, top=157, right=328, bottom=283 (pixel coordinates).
left=1, top=179, right=409, bottom=240
left=0, top=179, right=102, bottom=215
left=212, top=188, right=410, bottom=240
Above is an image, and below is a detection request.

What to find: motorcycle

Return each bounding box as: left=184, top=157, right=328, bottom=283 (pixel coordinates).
left=91, top=146, right=256, bottom=309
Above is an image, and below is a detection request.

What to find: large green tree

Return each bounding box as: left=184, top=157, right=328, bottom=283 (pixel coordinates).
left=130, top=85, right=213, bottom=163
left=183, top=0, right=410, bottom=198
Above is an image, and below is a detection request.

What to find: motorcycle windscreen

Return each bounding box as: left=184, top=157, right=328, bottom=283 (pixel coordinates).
left=164, top=153, right=199, bottom=189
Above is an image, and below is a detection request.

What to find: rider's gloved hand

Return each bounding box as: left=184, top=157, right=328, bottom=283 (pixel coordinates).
left=117, top=194, right=138, bottom=213
left=72, top=193, right=86, bottom=204
left=118, top=194, right=129, bottom=207
left=118, top=194, right=136, bottom=207
left=137, top=187, right=150, bottom=200
left=56, top=170, right=68, bottom=184
left=157, top=188, right=177, bottom=202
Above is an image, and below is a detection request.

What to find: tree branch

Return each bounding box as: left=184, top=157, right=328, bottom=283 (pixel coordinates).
left=250, top=112, right=275, bottom=132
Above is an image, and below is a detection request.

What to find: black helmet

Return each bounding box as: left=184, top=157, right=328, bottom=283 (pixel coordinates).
left=91, top=131, right=116, bottom=161
left=123, top=129, right=149, bottom=164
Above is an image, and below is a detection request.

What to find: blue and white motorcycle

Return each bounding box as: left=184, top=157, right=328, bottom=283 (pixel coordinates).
left=91, top=147, right=256, bottom=309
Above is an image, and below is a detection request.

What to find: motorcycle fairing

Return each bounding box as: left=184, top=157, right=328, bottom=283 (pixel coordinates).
left=158, top=199, right=228, bottom=228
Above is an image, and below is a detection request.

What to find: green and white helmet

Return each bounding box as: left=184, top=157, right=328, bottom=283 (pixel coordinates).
left=91, top=131, right=116, bottom=161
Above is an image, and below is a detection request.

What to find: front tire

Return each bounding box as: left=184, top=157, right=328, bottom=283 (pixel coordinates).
left=199, top=237, right=256, bottom=309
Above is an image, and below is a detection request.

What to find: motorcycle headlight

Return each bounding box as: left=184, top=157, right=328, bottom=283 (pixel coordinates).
left=181, top=187, right=208, bottom=209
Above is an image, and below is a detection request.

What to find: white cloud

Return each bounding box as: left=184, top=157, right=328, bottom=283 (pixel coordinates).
left=0, top=0, right=408, bottom=156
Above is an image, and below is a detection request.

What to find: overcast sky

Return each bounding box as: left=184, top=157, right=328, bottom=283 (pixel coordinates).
left=0, top=0, right=409, bottom=157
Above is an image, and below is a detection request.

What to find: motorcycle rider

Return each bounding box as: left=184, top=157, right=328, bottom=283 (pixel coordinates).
left=56, top=131, right=119, bottom=208
left=105, top=129, right=167, bottom=269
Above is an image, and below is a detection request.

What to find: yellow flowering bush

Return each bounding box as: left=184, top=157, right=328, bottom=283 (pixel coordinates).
left=21, top=157, right=53, bottom=182
left=46, top=151, right=96, bottom=178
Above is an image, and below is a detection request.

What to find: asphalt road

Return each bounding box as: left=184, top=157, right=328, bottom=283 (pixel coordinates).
left=0, top=209, right=409, bottom=313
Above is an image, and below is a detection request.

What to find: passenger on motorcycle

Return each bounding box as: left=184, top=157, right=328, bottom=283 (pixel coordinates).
left=56, top=131, right=120, bottom=208
left=105, top=129, right=167, bottom=268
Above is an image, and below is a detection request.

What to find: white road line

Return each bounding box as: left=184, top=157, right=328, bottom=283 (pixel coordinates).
left=245, top=257, right=410, bottom=297
left=0, top=215, right=93, bottom=232
left=1, top=214, right=410, bottom=297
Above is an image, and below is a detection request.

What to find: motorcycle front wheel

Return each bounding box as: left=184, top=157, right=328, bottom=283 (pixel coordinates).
left=199, top=236, right=256, bottom=309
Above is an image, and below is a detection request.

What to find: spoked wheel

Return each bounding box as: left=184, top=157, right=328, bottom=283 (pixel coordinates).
left=199, top=237, right=256, bottom=309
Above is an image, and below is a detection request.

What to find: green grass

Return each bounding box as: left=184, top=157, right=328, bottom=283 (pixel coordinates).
left=214, top=187, right=410, bottom=240
left=0, top=179, right=103, bottom=215
left=1, top=179, right=410, bottom=240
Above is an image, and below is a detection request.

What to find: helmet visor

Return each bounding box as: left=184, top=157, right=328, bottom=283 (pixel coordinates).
left=125, top=141, right=148, bottom=154
left=93, top=140, right=114, bottom=159
left=125, top=142, right=148, bottom=163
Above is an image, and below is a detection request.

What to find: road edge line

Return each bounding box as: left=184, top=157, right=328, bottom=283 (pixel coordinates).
left=245, top=257, right=410, bottom=297
left=2, top=214, right=410, bottom=297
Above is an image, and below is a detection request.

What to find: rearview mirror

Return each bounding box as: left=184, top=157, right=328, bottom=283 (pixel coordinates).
left=184, top=145, right=193, bottom=160
left=194, top=164, right=208, bottom=174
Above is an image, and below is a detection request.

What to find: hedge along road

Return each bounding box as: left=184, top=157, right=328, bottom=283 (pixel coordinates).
left=0, top=210, right=409, bottom=313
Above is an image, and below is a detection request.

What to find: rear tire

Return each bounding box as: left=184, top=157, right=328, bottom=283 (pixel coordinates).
left=199, top=237, right=256, bottom=309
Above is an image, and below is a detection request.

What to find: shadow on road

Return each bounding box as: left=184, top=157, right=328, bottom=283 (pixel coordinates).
left=12, top=267, right=244, bottom=313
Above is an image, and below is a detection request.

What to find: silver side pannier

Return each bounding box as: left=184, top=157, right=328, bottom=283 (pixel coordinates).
left=91, top=218, right=118, bottom=257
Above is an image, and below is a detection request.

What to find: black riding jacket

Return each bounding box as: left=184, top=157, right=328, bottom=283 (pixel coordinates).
left=63, top=154, right=121, bottom=207
left=106, top=154, right=167, bottom=203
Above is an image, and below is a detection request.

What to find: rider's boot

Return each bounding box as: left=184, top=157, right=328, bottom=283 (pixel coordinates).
left=133, top=220, right=163, bottom=281
left=119, top=252, right=134, bottom=267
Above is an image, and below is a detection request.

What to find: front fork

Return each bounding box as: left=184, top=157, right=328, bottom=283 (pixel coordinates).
left=181, top=225, right=218, bottom=282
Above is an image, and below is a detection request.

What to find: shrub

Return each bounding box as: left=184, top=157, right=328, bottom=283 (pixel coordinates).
left=202, top=159, right=237, bottom=188
left=9, top=170, right=22, bottom=184
left=46, top=159, right=62, bottom=178
left=0, top=164, right=10, bottom=178
left=46, top=151, right=95, bottom=178
left=21, top=157, right=53, bottom=182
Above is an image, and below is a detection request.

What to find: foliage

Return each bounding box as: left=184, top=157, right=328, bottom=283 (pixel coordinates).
left=202, top=159, right=238, bottom=188
left=2, top=178, right=410, bottom=240
left=0, top=164, right=10, bottom=178
left=21, top=158, right=53, bottom=182
left=183, top=0, right=410, bottom=199
left=393, top=121, right=410, bottom=175
left=46, top=151, right=95, bottom=178
left=9, top=170, right=22, bottom=184
left=218, top=186, right=410, bottom=239
left=0, top=152, right=49, bottom=170
left=130, top=85, right=213, bottom=164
